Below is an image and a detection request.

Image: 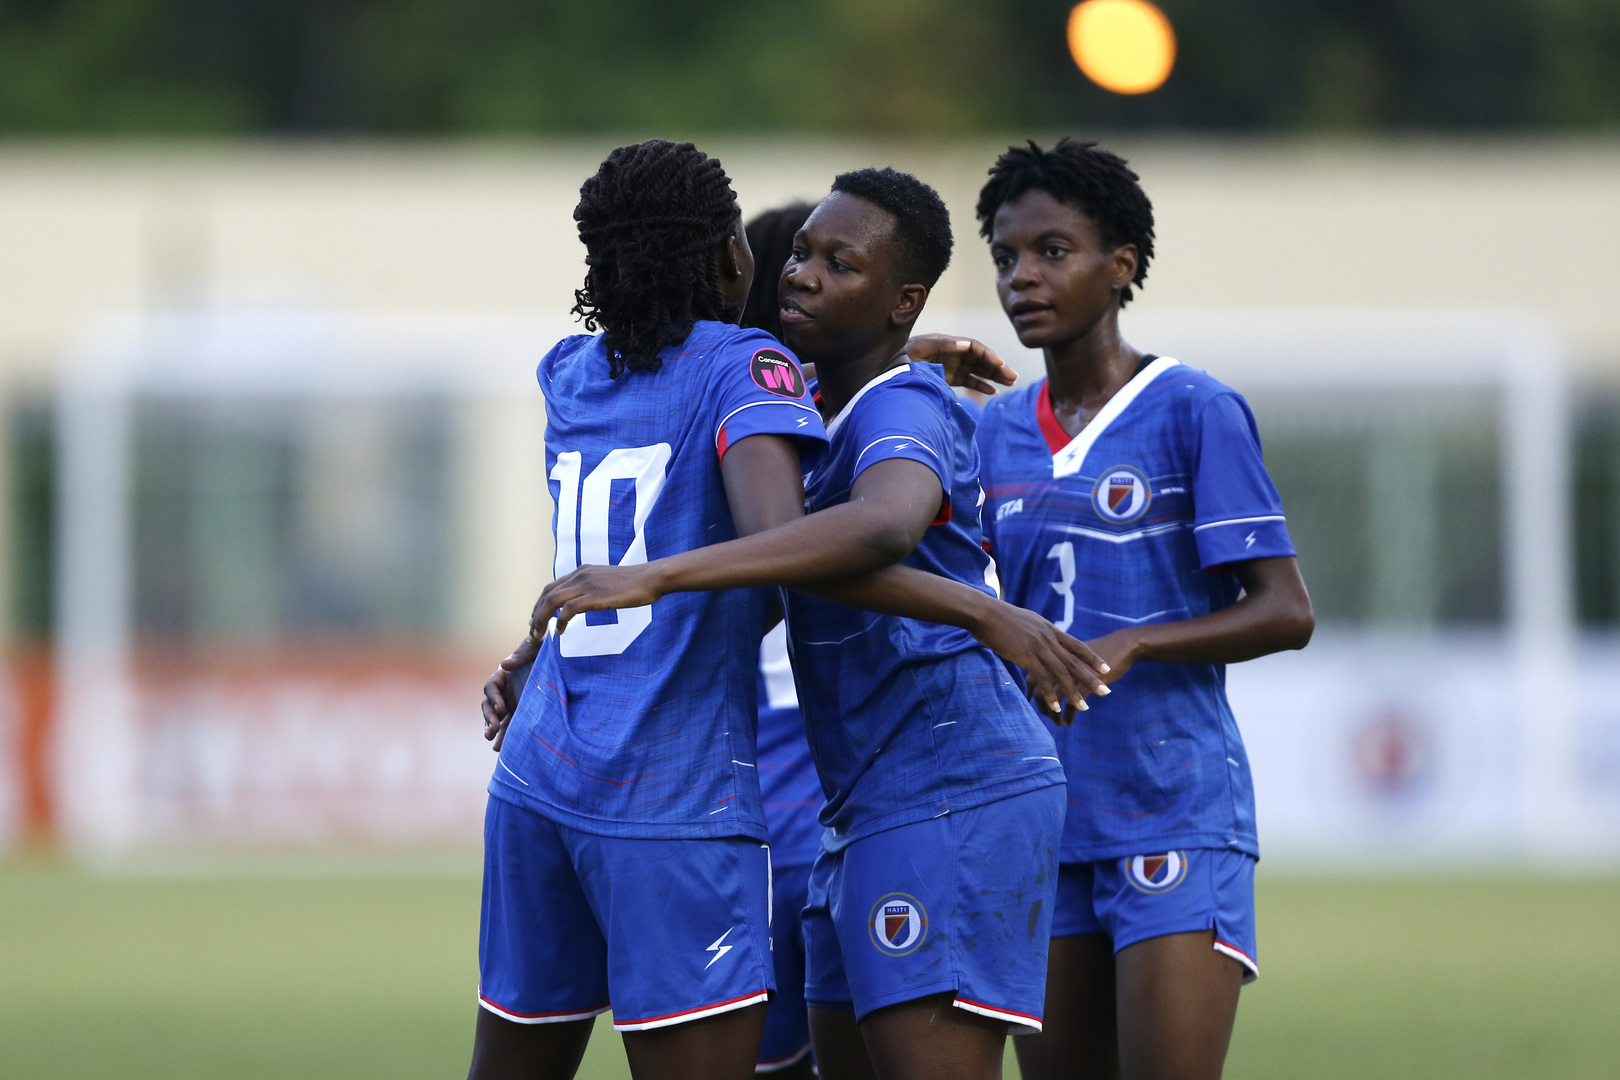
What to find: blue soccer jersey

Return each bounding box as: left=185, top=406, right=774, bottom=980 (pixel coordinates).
left=756, top=623, right=824, bottom=869
left=492, top=321, right=828, bottom=841
left=976, top=357, right=1295, bottom=862
left=783, top=363, right=1065, bottom=848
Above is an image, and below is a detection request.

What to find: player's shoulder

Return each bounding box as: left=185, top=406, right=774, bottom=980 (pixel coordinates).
left=1151, top=360, right=1248, bottom=410
left=866, top=361, right=955, bottom=406
left=537, top=332, right=602, bottom=382
left=979, top=379, right=1042, bottom=433
left=688, top=321, right=809, bottom=397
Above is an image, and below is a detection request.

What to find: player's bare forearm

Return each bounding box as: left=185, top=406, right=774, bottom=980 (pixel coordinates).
left=532, top=453, right=941, bottom=634
left=800, top=564, right=1112, bottom=715
left=1089, top=556, right=1313, bottom=681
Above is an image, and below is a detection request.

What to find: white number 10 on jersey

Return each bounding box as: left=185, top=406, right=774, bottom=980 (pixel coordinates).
left=549, top=443, right=672, bottom=657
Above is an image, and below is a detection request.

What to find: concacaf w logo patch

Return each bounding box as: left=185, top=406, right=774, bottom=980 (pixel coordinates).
left=750, top=348, right=806, bottom=398
left=868, top=893, right=928, bottom=955
left=1126, top=851, right=1189, bottom=893
left=1092, top=465, right=1151, bottom=524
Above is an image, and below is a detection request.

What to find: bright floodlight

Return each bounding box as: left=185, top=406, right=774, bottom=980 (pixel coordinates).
left=1068, top=0, right=1176, bottom=95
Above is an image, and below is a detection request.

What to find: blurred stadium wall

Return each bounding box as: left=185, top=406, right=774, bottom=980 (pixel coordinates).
left=1, top=137, right=1618, bottom=864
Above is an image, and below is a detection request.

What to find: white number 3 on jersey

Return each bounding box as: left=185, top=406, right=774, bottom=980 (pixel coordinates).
left=549, top=443, right=672, bottom=657
left=1047, top=540, right=1076, bottom=632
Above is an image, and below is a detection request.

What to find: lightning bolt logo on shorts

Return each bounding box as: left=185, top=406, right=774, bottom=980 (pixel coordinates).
left=704, top=927, right=735, bottom=969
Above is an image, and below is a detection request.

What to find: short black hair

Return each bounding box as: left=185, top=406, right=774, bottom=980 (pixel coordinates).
left=572, top=139, right=742, bottom=378
left=741, top=202, right=815, bottom=342
left=829, top=167, right=953, bottom=288
left=976, top=139, right=1155, bottom=306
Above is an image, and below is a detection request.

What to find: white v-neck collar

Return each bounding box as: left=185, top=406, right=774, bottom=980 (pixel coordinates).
left=824, top=363, right=911, bottom=439
left=1050, top=356, right=1181, bottom=479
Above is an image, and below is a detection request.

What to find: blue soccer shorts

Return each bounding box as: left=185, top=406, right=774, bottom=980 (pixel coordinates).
left=477, top=794, right=775, bottom=1031
left=802, top=785, right=1064, bottom=1034
left=757, top=860, right=814, bottom=1073
left=1051, top=847, right=1259, bottom=982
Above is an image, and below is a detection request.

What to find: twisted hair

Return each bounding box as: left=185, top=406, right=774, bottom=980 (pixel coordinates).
left=742, top=202, right=814, bottom=341
left=976, top=138, right=1155, bottom=306
left=572, top=140, right=743, bottom=378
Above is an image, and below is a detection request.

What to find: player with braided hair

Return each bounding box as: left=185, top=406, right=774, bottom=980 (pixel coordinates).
left=974, top=138, right=1315, bottom=1080
left=572, top=140, right=747, bottom=378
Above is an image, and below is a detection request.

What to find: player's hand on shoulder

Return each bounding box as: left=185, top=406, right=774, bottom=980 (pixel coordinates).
left=531, top=563, right=664, bottom=637
left=483, top=635, right=540, bottom=752
left=970, top=598, right=1111, bottom=724
left=901, top=334, right=1017, bottom=396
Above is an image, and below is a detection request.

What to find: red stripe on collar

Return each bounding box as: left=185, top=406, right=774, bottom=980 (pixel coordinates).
left=1036, top=382, right=1072, bottom=457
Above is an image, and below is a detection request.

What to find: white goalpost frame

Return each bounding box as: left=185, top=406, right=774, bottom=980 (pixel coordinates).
left=52, top=307, right=575, bottom=856
left=52, top=304, right=1589, bottom=861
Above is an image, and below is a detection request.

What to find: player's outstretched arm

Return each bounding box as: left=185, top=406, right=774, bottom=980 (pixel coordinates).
left=901, top=334, right=1018, bottom=396
left=529, top=435, right=1109, bottom=713
left=804, top=564, right=1110, bottom=720
left=1086, top=555, right=1314, bottom=683
left=531, top=451, right=943, bottom=630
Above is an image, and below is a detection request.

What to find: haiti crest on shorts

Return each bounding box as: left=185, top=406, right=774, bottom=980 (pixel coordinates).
left=1092, top=465, right=1151, bottom=524
left=868, top=892, right=928, bottom=955
left=1126, top=851, right=1188, bottom=893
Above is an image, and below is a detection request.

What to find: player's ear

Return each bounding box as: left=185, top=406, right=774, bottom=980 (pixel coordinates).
left=889, top=283, right=929, bottom=331
left=1111, top=243, right=1139, bottom=293
left=717, top=219, right=753, bottom=288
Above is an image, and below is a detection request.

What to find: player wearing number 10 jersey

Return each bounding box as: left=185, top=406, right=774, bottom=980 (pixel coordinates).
left=470, top=141, right=829, bottom=1080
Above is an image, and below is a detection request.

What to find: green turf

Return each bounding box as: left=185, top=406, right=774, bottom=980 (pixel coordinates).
left=1, top=861, right=1616, bottom=1079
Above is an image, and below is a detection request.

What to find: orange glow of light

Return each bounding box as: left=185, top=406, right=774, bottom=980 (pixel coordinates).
left=1068, top=0, right=1176, bottom=96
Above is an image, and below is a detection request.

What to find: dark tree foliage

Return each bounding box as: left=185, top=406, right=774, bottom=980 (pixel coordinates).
left=0, top=0, right=1617, bottom=132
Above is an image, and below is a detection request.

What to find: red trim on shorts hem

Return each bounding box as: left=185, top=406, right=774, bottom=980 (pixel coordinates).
left=1213, top=939, right=1259, bottom=981
left=612, top=990, right=771, bottom=1031
left=953, top=996, right=1043, bottom=1034
left=477, top=993, right=611, bottom=1024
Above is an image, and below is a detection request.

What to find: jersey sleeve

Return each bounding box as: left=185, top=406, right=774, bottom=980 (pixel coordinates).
left=711, top=331, right=828, bottom=465
left=846, top=375, right=957, bottom=498
left=1191, top=392, right=1296, bottom=569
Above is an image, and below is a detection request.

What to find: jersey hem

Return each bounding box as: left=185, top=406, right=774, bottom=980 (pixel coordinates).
left=824, top=776, right=1066, bottom=853
left=488, top=779, right=770, bottom=843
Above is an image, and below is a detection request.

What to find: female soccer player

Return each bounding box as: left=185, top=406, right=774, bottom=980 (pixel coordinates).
left=972, top=139, right=1316, bottom=1080
left=473, top=142, right=1105, bottom=1080
left=533, top=168, right=1105, bottom=1080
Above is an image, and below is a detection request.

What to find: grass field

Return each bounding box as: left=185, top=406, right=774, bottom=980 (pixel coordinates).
left=2, top=860, right=1617, bottom=1079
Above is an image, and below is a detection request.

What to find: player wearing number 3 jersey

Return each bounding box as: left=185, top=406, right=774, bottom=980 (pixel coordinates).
left=973, top=139, right=1315, bottom=1080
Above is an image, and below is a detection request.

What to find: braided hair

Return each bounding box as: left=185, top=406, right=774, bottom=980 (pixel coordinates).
left=741, top=202, right=814, bottom=342
left=976, top=138, right=1155, bottom=306
left=572, top=140, right=743, bottom=378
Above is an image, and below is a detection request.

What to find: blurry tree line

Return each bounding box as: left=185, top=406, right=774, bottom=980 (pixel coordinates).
left=0, top=0, right=1617, bottom=133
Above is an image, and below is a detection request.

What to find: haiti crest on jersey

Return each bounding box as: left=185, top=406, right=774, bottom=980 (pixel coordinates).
left=1092, top=465, right=1151, bottom=524
left=1126, top=850, right=1189, bottom=893
left=867, top=892, right=928, bottom=955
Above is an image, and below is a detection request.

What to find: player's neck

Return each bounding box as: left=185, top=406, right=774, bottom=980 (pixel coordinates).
left=1042, top=309, right=1141, bottom=416
left=812, top=333, right=909, bottom=421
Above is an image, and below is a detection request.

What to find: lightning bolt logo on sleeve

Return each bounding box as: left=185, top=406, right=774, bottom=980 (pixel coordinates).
left=1245, top=530, right=1257, bottom=549
left=704, top=927, right=735, bottom=969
